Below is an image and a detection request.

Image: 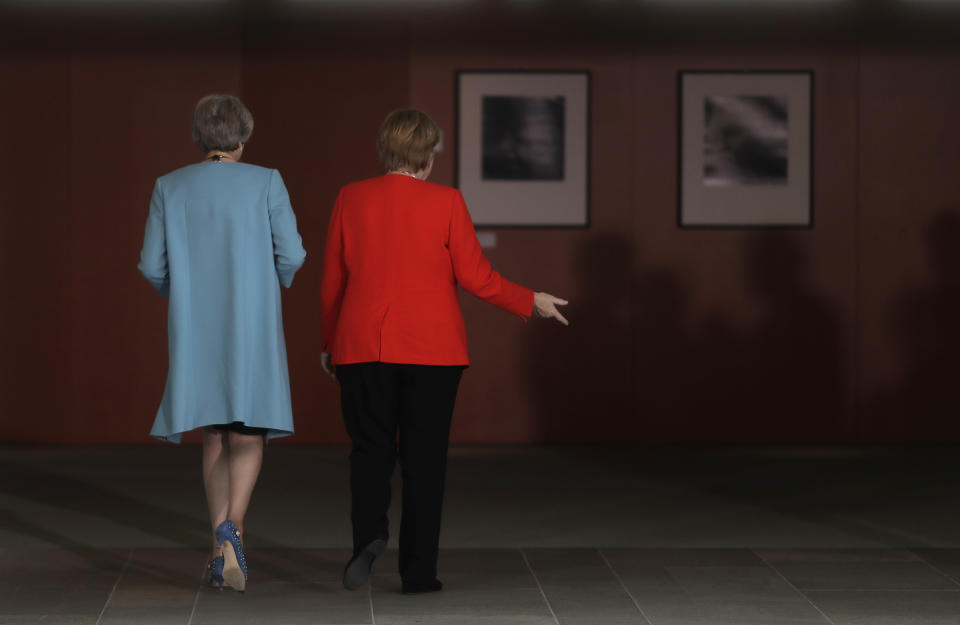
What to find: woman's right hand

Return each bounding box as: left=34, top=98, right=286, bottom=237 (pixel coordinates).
left=534, top=292, right=570, bottom=326
left=321, top=351, right=336, bottom=380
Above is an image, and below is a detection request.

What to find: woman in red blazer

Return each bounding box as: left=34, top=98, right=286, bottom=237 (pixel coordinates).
left=320, top=109, right=568, bottom=595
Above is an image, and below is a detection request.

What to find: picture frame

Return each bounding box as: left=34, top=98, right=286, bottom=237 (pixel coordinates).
left=678, top=70, right=813, bottom=228
left=456, top=70, right=591, bottom=228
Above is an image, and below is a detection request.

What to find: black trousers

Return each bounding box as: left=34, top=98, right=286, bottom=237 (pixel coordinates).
left=336, top=362, right=464, bottom=583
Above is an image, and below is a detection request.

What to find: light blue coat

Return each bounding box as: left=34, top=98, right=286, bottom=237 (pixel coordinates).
left=138, top=162, right=306, bottom=442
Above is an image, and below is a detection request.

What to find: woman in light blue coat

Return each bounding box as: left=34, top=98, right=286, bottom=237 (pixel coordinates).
left=139, top=94, right=306, bottom=591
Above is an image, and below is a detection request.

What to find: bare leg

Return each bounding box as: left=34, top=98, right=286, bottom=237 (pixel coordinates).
left=226, top=431, right=264, bottom=538
left=202, top=428, right=230, bottom=558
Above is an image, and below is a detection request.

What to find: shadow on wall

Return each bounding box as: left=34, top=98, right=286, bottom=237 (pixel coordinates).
left=525, top=233, right=689, bottom=443
left=525, top=232, right=845, bottom=443
left=695, top=233, right=845, bottom=442
left=524, top=235, right=633, bottom=443
left=870, top=209, right=960, bottom=441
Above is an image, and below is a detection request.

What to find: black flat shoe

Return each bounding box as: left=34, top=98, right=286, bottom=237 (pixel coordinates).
left=343, top=538, right=387, bottom=590
left=401, top=578, right=443, bottom=595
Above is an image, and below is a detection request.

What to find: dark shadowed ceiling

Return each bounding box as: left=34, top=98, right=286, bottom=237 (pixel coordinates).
left=1, top=0, right=959, bottom=48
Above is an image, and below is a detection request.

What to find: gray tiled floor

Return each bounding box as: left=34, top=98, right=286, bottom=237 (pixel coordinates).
left=3, top=445, right=960, bottom=624
left=371, top=550, right=554, bottom=625
left=756, top=548, right=958, bottom=591
left=601, top=548, right=832, bottom=625
left=524, top=549, right=642, bottom=625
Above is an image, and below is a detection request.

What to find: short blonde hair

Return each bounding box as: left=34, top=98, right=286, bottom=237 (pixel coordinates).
left=192, top=94, right=254, bottom=153
left=377, top=109, right=439, bottom=172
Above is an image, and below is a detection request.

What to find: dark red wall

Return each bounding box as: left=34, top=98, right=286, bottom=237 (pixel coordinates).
left=858, top=48, right=960, bottom=442
left=0, top=52, right=72, bottom=442
left=2, top=31, right=959, bottom=444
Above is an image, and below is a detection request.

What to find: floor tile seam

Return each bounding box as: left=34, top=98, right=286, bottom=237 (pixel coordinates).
left=908, top=550, right=960, bottom=589
left=185, top=556, right=209, bottom=625
left=751, top=549, right=839, bottom=625
left=93, top=547, right=134, bottom=625
left=520, top=548, right=561, bottom=625
left=368, top=581, right=376, bottom=625
left=596, top=549, right=654, bottom=625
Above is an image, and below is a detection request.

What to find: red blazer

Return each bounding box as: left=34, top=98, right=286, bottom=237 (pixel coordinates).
left=321, top=174, right=534, bottom=366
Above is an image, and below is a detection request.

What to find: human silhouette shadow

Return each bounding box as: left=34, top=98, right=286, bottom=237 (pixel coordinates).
left=692, top=233, right=844, bottom=442
left=526, top=235, right=690, bottom=442
left=525, top=235, right=632, bottom=442
left=881, top=209, right=960, bottom=441
left=630, top=257, right=693, bottom=440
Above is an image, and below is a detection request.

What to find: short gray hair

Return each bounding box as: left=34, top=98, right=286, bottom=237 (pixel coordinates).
left=192, top=94, right=254, bottom=153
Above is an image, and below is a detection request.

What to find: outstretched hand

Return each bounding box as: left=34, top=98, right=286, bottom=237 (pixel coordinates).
left=321, top=351, right=336, bottom=380
left=533, top=292, right=569, bottom=326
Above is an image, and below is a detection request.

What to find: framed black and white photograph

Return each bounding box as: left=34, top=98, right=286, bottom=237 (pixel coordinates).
left=456, top=70, right=590, bottom=228
left=679, top=71, right=813, bottom=228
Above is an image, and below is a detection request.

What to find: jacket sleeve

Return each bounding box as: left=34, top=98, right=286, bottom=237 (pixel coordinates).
left=268, top=169, right=307, bottom=288
left=448, top=190, right=534, bottom=320
left=320, top=189, right=347, bottom=351
left=138, top=179, right=170, bottom=298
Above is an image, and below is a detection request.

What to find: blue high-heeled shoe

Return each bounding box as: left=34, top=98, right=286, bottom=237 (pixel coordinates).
left=206, top=555, right=225, bottom=589
left=215, top=520, right=248, bottom=591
